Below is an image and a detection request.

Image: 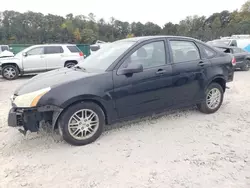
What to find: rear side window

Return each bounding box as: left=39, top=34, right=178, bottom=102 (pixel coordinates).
left=67, top=46, right=81, bottom=53
left=199, top=44, right=216, bottom=58
left=45, top=46, right=64, bottom=54
left=170, top=40, right=200, bottom=63
left=204, top=48, right=215, bottom=58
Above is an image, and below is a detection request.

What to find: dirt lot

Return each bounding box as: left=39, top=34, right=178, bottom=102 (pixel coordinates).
left=0, top=72, right=250, bottom=188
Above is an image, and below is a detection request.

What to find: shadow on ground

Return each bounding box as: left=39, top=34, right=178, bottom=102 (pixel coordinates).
left=1, top=106, right=197, bottom=153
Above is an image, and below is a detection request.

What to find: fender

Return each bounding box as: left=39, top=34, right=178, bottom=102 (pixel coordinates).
left=205, top=75, right=226, bottom=91
left=1, top=62, right=23, bottom=74
left=52, top=94, right=117, bottom=128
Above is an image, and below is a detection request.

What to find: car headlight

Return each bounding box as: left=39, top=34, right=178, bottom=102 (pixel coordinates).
left=13, top=87, right=51, bottom=107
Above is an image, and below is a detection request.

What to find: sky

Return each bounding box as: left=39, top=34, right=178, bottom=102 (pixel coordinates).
left=0, top=0, right=247, bottom=26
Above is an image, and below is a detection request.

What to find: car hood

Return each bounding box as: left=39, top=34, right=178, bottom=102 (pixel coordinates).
left=14, top=68, right=101, bottom=95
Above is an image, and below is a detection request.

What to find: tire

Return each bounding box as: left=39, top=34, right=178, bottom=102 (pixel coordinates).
left=241, top=60, right=250, bottom=71
left=65, top=62, right=76, bottom=68
left=2, top=65, right=19, bottom=80
left=197, top=83, right=224, bottom=114
left=58, top=102, right=105, bottom=146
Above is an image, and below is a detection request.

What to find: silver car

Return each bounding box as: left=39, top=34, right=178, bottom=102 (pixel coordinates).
left=0, top=44, right=84, bottom=80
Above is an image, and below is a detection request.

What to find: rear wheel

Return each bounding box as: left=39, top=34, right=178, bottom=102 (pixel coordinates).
left=58, top=102, right=105, bottom=146
left=2, top=65, right=19, bottom=80
left=241, top=60, right=250, bottom=71
left=65, top=61, right=76, bottom=68
left=197, top=83, right=224, bottom=114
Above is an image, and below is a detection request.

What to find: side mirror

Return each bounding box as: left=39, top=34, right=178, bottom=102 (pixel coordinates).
left=22, top=52, right=28, bottom=57
left=118, top=63, right=143, bottom=75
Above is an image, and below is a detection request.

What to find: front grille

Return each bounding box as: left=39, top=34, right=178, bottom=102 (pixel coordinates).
left=16, top=114, right=24, bottom=126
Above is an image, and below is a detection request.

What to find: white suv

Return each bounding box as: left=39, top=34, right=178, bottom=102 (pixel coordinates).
left=0, top=44, right=84, bottom=80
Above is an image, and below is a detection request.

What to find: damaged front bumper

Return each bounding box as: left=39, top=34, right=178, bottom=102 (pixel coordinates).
left=8, top=105, right=63, bottom=134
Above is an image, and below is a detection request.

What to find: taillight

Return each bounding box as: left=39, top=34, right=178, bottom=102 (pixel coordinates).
left=79, top=52, right=84, bottom=57
left=232, top=57, right=236, bottom=66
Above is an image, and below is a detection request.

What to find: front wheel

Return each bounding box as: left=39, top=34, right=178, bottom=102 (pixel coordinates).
left=197, top=83, right=224, bottom=114
left=58, top=102, right=105, bottom=146
left=2, top=65, right=19, bottom=80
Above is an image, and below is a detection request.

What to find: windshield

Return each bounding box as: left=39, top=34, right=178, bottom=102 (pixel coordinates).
left=207, top=40, right=231, bottom=46
left=78, top=41, right=135, bottom=70
left=15, top=50, right=24, bottom=57
left=15, top=46, right=33, bottom=57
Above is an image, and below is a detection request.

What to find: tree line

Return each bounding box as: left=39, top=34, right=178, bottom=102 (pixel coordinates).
left=1, top=1, right=250, bottom=44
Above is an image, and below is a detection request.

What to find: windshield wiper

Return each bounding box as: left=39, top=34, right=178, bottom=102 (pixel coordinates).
left=73, top=65, right=86, bottom=71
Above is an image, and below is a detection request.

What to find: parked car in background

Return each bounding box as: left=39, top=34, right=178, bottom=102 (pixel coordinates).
left=207, top=35, right=250, bottom=52
left=8, top=36, right=235, bottom=146
left=0, top=44, right=84, bottom=80
left=0, top=45, right=10, bottom=53
left=90, top=40, right=110, bottom=55
left=0, top=45, right=14, bottom=58
left=213, top=45, right=250, bottom=71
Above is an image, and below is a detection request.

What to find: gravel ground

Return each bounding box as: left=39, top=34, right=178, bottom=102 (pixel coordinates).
left=0, top=72, right=250, bottom=188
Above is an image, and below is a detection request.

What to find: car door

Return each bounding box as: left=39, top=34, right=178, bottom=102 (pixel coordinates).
left=44, top=46, right=64, bottom=70
left=22, top=46, right=46, bottom=72
left=168, top=39, right=211, bottom=105
left=113, top=40, right=173, bottom=118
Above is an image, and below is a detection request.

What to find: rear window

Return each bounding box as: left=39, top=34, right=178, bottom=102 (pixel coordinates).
left=67, top=46, right=81, bottom=53
left=208, top=40, right=231, bottom=46
left=233, top=48, right=246, bottom=53
left=233, top=48, right=241, bottom=53
left=1, top=46, right=9, bottom=51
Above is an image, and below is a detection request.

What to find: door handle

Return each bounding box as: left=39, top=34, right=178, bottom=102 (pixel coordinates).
left=40, top=55, right=45, bottom=58
left=155, top=69, right=167, bottom=75
left=198, top=61, right=207, bottom=66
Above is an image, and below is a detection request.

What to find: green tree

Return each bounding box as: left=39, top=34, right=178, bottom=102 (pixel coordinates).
left=0, top=1, right=250, bottom=44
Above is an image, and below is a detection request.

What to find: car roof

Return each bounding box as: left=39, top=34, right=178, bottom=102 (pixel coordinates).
left=117, top=35, right=198, bottom=43
left=31, top=44, right=76, bottom=47
left=213, top=45, right=240, bottom=49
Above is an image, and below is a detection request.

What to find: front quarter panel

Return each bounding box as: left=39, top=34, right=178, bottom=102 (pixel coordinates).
left=37, top=71, right=117, bottom=123
left=1, top=58, right=22, bottom=69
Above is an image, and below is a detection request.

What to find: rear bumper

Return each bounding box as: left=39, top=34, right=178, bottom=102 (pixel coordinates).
left=8, top=105, right=63, bottom=132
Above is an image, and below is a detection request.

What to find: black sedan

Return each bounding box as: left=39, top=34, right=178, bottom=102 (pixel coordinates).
left=214, top=45, right=250, bottom=71
left=8, top=36, right=234, bottom=146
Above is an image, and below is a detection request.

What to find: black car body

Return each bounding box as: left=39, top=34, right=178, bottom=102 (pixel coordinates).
left=213, top=45, right=250, bottom=71
left=8, top=36, right=235, bottom=146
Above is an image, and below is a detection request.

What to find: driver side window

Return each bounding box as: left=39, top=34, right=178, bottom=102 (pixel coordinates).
left=121, top=41, right=166, bottom=69
left=27, top=47, right=44, bottom=56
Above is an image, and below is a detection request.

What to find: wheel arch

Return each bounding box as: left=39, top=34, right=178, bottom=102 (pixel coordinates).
left=1, top=62, right=21, bottom=73
left=53, top=96, right=109, bottom=130
left=64, top=60, right=78, bottom=67
left=207, top=76, right=226, bottom=92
